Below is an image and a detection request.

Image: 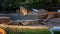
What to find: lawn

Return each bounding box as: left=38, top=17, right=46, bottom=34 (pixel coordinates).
left=5, top=28, right=50, bottom=34
left=4, top=27, right=60, bottom=34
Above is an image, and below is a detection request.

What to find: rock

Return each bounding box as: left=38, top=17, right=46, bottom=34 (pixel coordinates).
left=47, top=12, right=58, bottom=19
left=0, top=17, right=11, bottom=25
left=20, top=6, right=28, bottom=16
left=38, top=9, right=48, bottom=13
left=37, top=13, right=48, bottom=19
left=43, top=12, right=58, bottom=23
left=21, top=19, right=40, bottom=26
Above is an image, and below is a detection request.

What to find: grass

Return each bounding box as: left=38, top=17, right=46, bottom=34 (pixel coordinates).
left=54, top=31, right=60, bottom=34
left=0, top=27, right=60, bottom=34
left=5, top=28, right=50, bottom=34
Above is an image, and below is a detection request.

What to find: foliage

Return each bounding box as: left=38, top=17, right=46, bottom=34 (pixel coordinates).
left=0, top=0, right=21, bottom=11
left=28, top=2, right=53, bottom=9
left=0, top=0, right=60, bottom=11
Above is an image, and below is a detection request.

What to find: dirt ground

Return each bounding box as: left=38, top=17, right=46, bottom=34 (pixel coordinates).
left=0, top=24, right=49, bottom=29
